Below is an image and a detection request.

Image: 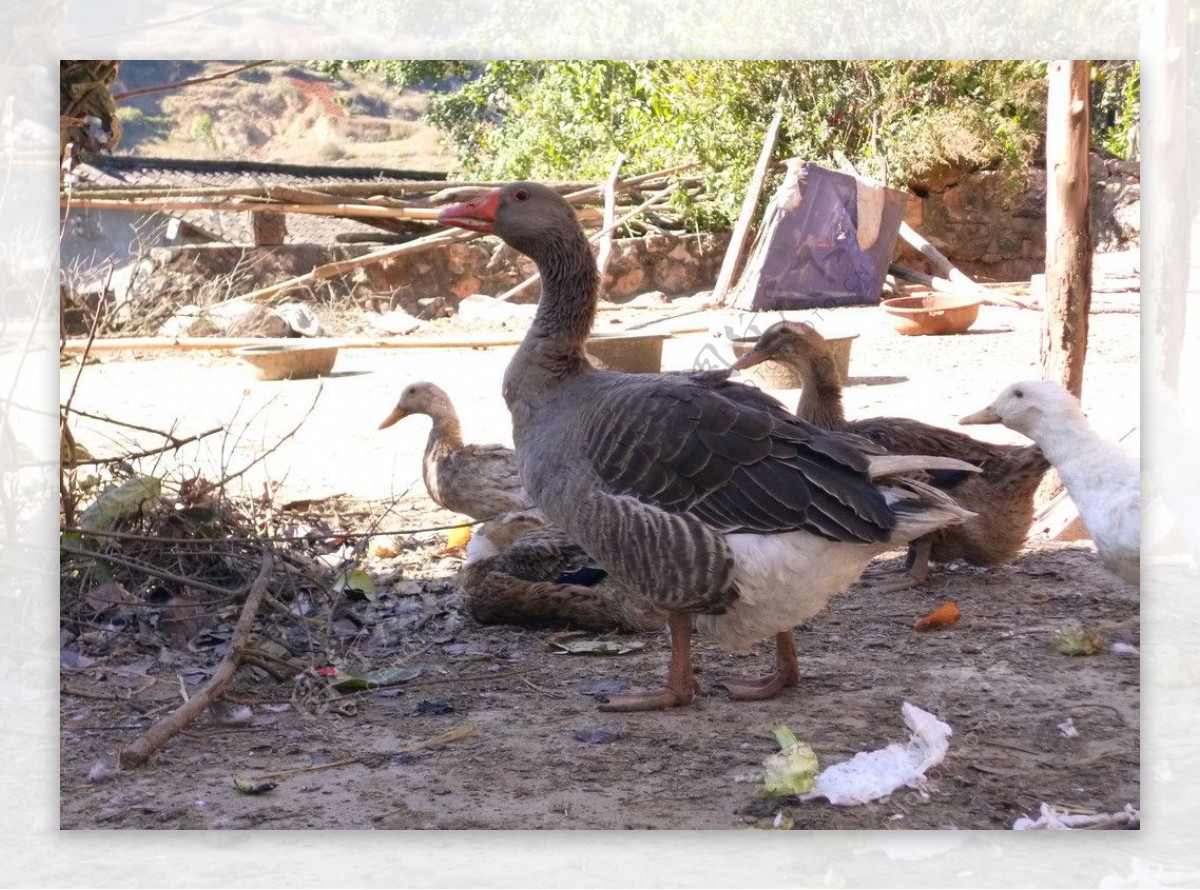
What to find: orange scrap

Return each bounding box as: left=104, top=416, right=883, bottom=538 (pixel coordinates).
left=915, top=600, right=962, bottom=630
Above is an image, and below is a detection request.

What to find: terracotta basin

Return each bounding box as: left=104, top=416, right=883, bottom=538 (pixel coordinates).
left=234, top=344, right=338, bottom=380
left=881, top=294, right=981, bottom=336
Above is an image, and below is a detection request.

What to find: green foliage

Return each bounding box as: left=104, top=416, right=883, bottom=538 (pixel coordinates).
left=411, top=61, right=1050, bottom=227
left=190, top=112, right=214, bottom=143
left=1091, top=61, right=1140, bottom=158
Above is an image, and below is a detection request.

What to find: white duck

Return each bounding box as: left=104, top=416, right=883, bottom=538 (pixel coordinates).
left=437, top=182, right=975, bottom=711
left=961, top=380, right=1139, bottom=587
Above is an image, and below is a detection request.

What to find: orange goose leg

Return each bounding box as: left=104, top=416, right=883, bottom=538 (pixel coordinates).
left=718, top=631, right=801, bottom=701
left=598, top=611, right=699, bottom=712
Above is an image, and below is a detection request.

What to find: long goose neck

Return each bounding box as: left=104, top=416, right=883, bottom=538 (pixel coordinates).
left=524, top=228, right=599, bottom=373
left=795, top=352, right=849, bottom=431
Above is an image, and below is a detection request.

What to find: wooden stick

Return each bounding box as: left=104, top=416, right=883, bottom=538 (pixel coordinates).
left=712, top=97, right=785, bottom=305
left=119, top=547, right=274, bottom=769
left=111, top=60, right=272, bottom=101
left=59, top=197, right=445, bottom=220
left=595, top=153, right=626, bottom=284
left=888, top=264, right=1037, bottom=309
left=896, top=223, right=1028, bottom=309
left=229, top=227, right=477, bottom=304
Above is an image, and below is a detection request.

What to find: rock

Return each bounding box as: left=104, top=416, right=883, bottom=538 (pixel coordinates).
left=371, top=309, right=424, bottom=336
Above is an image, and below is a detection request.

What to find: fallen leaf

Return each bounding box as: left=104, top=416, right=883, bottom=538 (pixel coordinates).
left=915, top=601, right=961, bottom=631
left=327, top=664, right=423, bottom=693
left=78, top=476, right=162, bottom=532
left=414, top=700, right=454, bottom=716
left=233, top=776, right=278, bottom=795
left=549, top=639, right=646, bottom=656
left=85, top=580, right=135, bottom=614
left=578, top=679, right=630, bottom=697
left=1054, top=626, right=1104, bottom=656
left=445, top=524, right=473, bottom=551
left=573, top=727, right=621, bottom=745
left=334, top=568, right=377, bottom=600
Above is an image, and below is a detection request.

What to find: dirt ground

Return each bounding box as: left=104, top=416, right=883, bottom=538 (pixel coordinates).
left=59, top=291, right=1142, bottom=830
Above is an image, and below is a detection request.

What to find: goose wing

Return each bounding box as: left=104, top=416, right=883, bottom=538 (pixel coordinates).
left=580, top=373, right=896, bottom=543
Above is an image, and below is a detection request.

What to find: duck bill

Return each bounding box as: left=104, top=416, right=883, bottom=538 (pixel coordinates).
left=378, top=406, right=408, bottom=430
left=959, top=406, right=1002, bottom=425
left=730, top=348, right=770, bottom=371
left=437, top=188, right=501, bottom=233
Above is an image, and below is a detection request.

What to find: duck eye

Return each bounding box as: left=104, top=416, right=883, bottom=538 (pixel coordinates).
left=513, top=188, right=530, bottom=202
left=1014, top=389, right=1024, bottom=398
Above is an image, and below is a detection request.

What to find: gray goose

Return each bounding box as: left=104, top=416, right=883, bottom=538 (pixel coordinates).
left=733, top=321, right=1051, bottom=589
left=438, top=182, right=974, bottom=711
left=379, top=381, right=530, bottom=521
left=461, top=510, right=667, bottom=632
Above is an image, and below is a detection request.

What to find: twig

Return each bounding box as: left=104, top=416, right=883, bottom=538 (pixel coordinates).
left=119, top=545, right=274, bottom=768
left=60, top=542, right=246, bottom=599
left=72, top=425, right=225, bottom=466
left=60, top=516, right=485, bottom=545
left=111, top=60, right=272, bottom=101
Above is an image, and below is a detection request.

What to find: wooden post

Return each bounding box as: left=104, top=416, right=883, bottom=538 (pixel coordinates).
left=250, top=211, right=287, bottom=246
left=1041, top=60, right=1093, bottom=398
left=712, top=96, right=785, bottom=305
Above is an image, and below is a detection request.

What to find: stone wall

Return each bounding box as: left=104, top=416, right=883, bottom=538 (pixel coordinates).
left=143, top=230, right=731, bottom=318
left=135, top=157, right=1137, bottom=321
left=896, top=154, right=1140, bottom=282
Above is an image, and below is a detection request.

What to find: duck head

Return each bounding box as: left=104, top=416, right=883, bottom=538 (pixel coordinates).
left=730, top=320, right=828, bottom=371
left=960, top=380, right=1086, bottom=437
left=379, top=381, right=453, bottom=429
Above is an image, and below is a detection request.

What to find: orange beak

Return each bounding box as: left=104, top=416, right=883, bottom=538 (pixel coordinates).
left=438, top=188, right=502, bottom=233
left=378, top=406, right=408, bottom=430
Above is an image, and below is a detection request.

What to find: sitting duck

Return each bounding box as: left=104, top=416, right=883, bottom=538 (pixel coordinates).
left=461, top=510, right=666, bottom=633
left=379, top=381, right=529, bottom=521
left=961, top=380, right=1139, bottom=587
left=732, top=321, right=1052, bottom=590
left=436, top=182, right=975, bottom=711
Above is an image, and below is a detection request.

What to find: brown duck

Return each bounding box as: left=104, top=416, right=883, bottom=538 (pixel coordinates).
left=379, top=381, right=530, bottom=521
left=437, top=182, right=974, bottom=711
left=733, top=320, right=1051, bottom=589
left=461, top=510, right=666, bottom=633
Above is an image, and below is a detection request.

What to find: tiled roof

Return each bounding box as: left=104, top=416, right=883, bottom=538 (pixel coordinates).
left=70, top=153, right=447, bottom=246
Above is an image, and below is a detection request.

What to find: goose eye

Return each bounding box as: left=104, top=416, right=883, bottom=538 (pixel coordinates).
left=1014, top=389, right=1025, bottom=398
left=513, top=188, right=530, bottom=202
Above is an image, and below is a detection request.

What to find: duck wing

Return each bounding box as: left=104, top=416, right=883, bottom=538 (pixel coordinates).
left=438, top=444, right=529, bottom=518
left=579, top=372, right=896, bottom=544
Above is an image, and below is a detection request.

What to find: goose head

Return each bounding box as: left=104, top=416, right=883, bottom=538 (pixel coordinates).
left=960, top=380, right=1086, bottom=438
left=438, top=182, right=582, bottom=266
left=379, top=381, right=454, bottom=430
left=731, top=320, right=828, bottom=371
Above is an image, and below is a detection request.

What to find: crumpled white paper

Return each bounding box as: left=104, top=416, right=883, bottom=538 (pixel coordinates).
left=1013, top=802, right=1140, bottom=830
left=801, top=702, right=952, bottom=806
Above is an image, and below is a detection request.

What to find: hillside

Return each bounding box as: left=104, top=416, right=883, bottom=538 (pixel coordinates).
left=110, top=60, right=458, bottom=171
